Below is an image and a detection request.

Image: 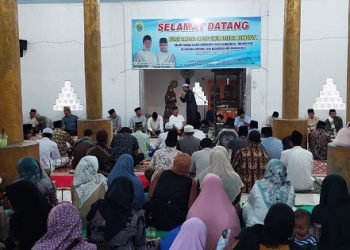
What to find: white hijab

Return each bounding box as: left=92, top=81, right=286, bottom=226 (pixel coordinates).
left=334, top=122, right=350, bottom=147
left=73, top=156, right=107, bottom=208
left=199, top=146, right=244, bottom=202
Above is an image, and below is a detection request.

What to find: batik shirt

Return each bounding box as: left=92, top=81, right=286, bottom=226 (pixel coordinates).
left=52, top=128, right=72, bottom=157
left=309, top=129, right=332, bottom=160
left=232, top=144, right=269, bottom=193
left=149, top=147, right=181, bottom=180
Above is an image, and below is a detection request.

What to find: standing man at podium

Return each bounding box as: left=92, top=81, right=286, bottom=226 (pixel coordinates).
left=180, top=83, right=198, bottom=126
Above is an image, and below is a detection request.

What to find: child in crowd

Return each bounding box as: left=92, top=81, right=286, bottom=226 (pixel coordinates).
left=293, top=209, right=318, bottom=250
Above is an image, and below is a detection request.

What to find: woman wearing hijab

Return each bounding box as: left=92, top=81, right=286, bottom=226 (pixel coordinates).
left=187, top=173, right=240, bottom=250
left=198, top=146, right=244, bottom=204
left=333, top=121, right=350, bottom=147
left=235, top=203, right=301, bottom=250
left=72, top=155, right=107, bottom=227
left=311, top=175, right=350, bottom=250
left=87, top=177, right=146, bottom=249
left=243, top=159, right=295, bottom=227
left=17, top=156, right=58, bottom=206
left=5, top=181, right=52, bottom=250
left=107, top=154, right=145, bottom=209
left=170, top=217, right=207, bottom=250
left=145, top=153, right=198, bottom=231
left=33, top=202, right=96, bottom=250
left=164, top=85, right=177, bottom=122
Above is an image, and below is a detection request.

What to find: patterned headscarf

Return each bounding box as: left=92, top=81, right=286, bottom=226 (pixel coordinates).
left=32, top=202, right=96, bottom=250
left=257, top=159, right=293, bottom=208
left=73, top=156, right=107, bottom=208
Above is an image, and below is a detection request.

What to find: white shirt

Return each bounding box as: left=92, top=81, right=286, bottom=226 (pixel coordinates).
left=280, top=146, right=314, bottom=191
left=243, top=183, right=295, bottom=227
left=191, top=148, right=212, bottom=179
left=157, top=52, right=176, bottom=67
left=27, top=116, right=39, bottom=127
left=39, top=137, right=61, bottom=169
left=155, top=131, right=168, bottom=149
left=169, top=114, right=185, bottom=130
left=147, top=116, right=164, bottom=132
left=133, top=50, right=158, bottom=67
left=193, top=129, right=206, bottom=140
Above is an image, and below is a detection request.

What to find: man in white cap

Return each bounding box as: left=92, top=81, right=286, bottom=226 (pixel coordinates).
left=180, top=82, right=198, bottom=126
left=177, top=125, right=200, bottom=155
left=39, top=128, right=62, bottom=170
left=155, top=122, right=174, bottom=149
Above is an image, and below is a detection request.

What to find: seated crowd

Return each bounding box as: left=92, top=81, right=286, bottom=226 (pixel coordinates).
left=0, top=107, right=350, bottom=250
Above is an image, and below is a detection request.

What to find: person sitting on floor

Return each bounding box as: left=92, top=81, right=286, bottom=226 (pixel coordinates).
left=16, top=156, right=58, bottom=206
left=145, top=153, right=198, bottom=231
left=147, top=112, right=164, bottom=136
left=154, top=122, right=173, bottom=149
left=110, top=127, right=144, bottom=165
left=62, top=106, right=79, bottom=136
left=333, top=121, right=350, bottom=147
left=169, top=217, right=207, bottom=250
left=232, top=130, right=268, bottom=193
left=87, top=129, right=115, bottom=176
left=169, top=106, right=186, bottom=134
left=107, top=154, right=146, bottom=210
left=177, top=125, right=200, bottom=155
left=280, top=130, right=314, bottom=192
left=192, top=120, right=206, bottom=140
left=87, top=177, right=146, bottom=249
left=187, top=173, right=241, bottom=250
left=311, top=175, right=350, bottom=250
left=292, top=209, right=318, bottom=250
left=261, top=127, right=283, bottom=159
left=72, top=156, right=108, bottom=228
left=234, top=109, right=251, bottom=130
left=52, top=120, right=74, bottom=157
left=266, top=111, right=279, bottom=127
left=32, top=202, right=96, bottom=250
left=39, top=127, right=64, bottom=170
left=199, top=146, right=244, bottom=205
left=227, top=125, right=248, bottom=164
left=130, top=107, right=147, bottom=131
left=26, top=108, right=45, bottom=132
left=132, top=122, right=151, bottom=160
left=325, top=108, right=343, bottom=135
left=190, top=138, right=213, bottom=179
left=71, top=129, right=95, bottom=169
left=216, top=122, right=238, bottom=149
left=149, top=130, right=181, bottom=180
left=234, top=203, right=302, bottom=250
left=309, top=121, right=331, bottom=160
left=242, top=159, right=295, bottom=227
left=108, top=108, right=122, bottom=132
left=307, top=108, right=319, bottom=135
left=249, top=120, right=259, bottom=133
left=5, top=181, right=52, bottom=250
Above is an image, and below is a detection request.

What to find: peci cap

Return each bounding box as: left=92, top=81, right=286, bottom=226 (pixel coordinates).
left=43, top=128, right=53, bottom=134
left=184, top=125, right=194, bottom=133
left=134, top=107, right=141, bottom=112
left=108, top=109, right=115, bottom=115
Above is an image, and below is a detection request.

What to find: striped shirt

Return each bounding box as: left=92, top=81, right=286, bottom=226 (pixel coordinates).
left=293, top=235, right=318, bottom=249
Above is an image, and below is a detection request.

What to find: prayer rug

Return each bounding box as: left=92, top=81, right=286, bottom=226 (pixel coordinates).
left=312, top=160, right=327, bottom=177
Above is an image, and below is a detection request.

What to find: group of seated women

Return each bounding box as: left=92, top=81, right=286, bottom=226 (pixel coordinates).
left=1, top=143, right=350, bottom=249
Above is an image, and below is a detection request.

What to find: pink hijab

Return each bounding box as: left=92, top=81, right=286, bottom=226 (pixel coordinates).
left=170, top=217, right=207, bottom=250
left=32, top=202, right=96, bottom=250
left=187, top=173, right=240, bottom=250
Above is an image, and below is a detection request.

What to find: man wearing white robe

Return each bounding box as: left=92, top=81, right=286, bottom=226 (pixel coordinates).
left=157, top=37, right=175, bottom=68
left=133, top=35, right=158, bottom=68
